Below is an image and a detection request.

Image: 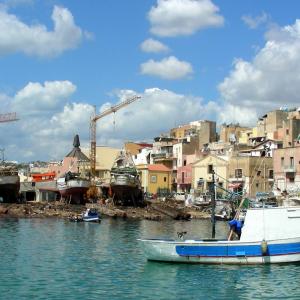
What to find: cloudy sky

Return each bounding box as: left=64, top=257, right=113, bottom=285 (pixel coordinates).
left=1, top=0, right=300, bottom=162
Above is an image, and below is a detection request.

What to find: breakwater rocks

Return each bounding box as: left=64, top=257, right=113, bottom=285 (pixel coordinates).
left=0, top=201, right=210, bottom=221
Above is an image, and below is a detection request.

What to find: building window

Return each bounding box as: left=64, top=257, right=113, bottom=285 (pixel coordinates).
left=286, top=129, right=289, bottom=135
left=290, top=177, right=295, bottom=183
left=164, top=177, right=167, bottom=182
left=281, top=157, right=284, bottom=167
left=235, top=169, right=242, bottom=178
left=257, top=170, right=261, bottom=176
left=290, top=157, right=294, bottom=167
left=183, top=160, right=187, bottom=166
left=208, top=164, right=213, bottom=174
left=151, top=175, right=157, bottom=183
left=269, top=170, right=274, bottom=179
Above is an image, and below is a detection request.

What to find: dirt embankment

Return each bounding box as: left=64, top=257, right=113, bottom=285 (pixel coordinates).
left=0, top=200, right=210, bottom=221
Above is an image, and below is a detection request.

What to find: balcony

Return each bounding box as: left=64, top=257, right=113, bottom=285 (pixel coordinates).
left=284, top=165, right=296, bottom=173
left=151, top=153, right=174, bottom=160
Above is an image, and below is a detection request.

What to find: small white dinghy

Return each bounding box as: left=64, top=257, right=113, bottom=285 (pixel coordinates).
left=139, top=206, right=300, bottom=264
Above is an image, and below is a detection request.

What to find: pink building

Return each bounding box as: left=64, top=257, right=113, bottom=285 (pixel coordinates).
left=49, top=135, right=90, bottom=179
left=176, top=154, right=197, bottom=192
left=273, top=144, right=300, bottom=191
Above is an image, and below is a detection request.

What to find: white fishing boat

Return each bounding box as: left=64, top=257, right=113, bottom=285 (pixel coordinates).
left=139, top=206, right=300, bottom=264
left=139, top=170, right=300, bottom=264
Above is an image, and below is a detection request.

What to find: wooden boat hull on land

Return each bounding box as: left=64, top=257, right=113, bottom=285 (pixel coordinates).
left=58, top=179, right=90, bottom=196
left=138, top=237, right=300, bottom=264
left=0, top=175, right=20, bottom=202
left=57, top=178, right=90, bottom=204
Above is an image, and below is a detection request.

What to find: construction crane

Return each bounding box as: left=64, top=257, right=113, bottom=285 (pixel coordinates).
left=0, top=112, right=18, bottom=123
left=90, top=95, right=141, bottom=178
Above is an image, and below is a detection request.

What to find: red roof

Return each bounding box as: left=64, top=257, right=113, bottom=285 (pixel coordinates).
left=148, top=164, right=171, bottom=172
left=137, top=143, right=152, bottom=148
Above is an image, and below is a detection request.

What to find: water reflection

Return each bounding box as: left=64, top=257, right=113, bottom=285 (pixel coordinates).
left=0, top=218, right=299, bottom=299
left=139, top=219, right=229, bottom=240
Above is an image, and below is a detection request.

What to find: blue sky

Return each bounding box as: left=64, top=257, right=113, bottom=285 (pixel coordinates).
left=1, top=0, right=300, bottom=162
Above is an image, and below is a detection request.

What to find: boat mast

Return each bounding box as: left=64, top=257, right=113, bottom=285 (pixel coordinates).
left=211, top=169, right=216, bottom=239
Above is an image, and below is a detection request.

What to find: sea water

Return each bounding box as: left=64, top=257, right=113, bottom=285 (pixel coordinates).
left=0, top=217, right=299, bottom=299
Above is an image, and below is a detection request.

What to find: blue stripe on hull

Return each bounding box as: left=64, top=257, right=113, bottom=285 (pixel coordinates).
left=176, top=242, right=300, bottom=257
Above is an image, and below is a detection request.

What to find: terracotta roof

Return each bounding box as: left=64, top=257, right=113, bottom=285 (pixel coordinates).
left=148, top=164, right=171, bottom=172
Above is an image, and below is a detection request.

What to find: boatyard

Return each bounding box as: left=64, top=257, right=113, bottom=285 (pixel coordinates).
left=1, top=0, right=300, bottom=299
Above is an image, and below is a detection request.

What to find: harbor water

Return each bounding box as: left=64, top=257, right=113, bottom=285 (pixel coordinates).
left=0, top=217, right=299, bottom=299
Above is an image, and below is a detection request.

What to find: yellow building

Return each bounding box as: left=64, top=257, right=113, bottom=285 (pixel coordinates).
left=137, top=164, right=172, bottom=195
left=192, top=154, right=229, bottom=194
left=239, top=129, right=253, bottom=144
left=82, top=146, right=120, bottom=182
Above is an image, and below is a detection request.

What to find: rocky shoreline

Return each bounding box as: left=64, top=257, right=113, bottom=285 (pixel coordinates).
left=0, top=200, right=210, bottom=221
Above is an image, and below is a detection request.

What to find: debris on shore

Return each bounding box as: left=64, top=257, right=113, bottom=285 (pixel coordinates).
left=0, top=199, right=210, bottom=221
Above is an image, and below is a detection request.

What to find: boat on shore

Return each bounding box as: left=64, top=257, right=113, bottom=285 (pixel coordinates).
left=57, top=172, right=90, bottom=204
left=110, top=150, right=144, bottom=207
left=139, top=206, right=300, bottom=264
left=0, top=164, right=20, bottom=203
left=56, top=134, right=91, bottom=204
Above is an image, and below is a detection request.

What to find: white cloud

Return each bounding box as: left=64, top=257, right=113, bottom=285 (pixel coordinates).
left=0, top=83, right=221, bottom=161
left=241, top=12, right=270, bottom=29
left=218, top=19, right=300, bottom=124
left=12, top=81, right=76, bottom=116
left=0, top=5, right=84, bottom=57
left=95, top=88, right=217, bottom=145
left=140, top=38, right=169, bottom=53
left=148, top=0, right=224, bottom=37
left=140, top=56, right=193, bottom=79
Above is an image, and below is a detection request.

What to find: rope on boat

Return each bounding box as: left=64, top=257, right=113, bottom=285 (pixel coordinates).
left=227, top=156, right=267, bottom=240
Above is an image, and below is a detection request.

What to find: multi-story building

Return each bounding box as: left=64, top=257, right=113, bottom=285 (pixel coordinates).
left=228, top=156, right=273, bottom=197
left=273, top=144, right=300, bottom=192
left=82, top=146, right=120, bottom=183
left=238, top=139, right=283, bottom=158
left=220, top=124, right=252, bottom=144
left=170, top=120, right=217, bottom=147
left=282, top=109, right=300, bottom=148
left=176, top=154, right=199, bottom=192
left=132, top=147, right=152, bottom=166
left=192, top=154, right=229, bottom=194
left=151, top=136, right=177, bottom=169
left=137, top=164, right=172, bottom=195
left=256, top=110, right=288, bottom=139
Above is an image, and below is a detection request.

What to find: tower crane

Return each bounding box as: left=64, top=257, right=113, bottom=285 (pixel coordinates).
left=0, top=112, right=18, bottom=123
left=90, top=95, right=141, bottom=178
left=0, top=112, right=18, bottom=162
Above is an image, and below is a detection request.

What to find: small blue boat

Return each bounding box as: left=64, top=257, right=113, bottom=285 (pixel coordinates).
left=82, top=208, right=101, bottom=223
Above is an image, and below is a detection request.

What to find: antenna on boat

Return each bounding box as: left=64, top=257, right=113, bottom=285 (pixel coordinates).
left=211, top=169, right=216, bottom=239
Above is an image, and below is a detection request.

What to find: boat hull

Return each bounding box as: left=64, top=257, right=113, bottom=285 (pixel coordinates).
left=111, top=184, right=143, bottom=206
left=58, top=179, right=90, bottom=204
left=0, top=175, right=20, bottom=202
left=138, top=238, right=300, bottom=264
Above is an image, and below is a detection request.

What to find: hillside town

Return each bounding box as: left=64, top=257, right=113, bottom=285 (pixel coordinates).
left=10, top=106, right=298, bottom=208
